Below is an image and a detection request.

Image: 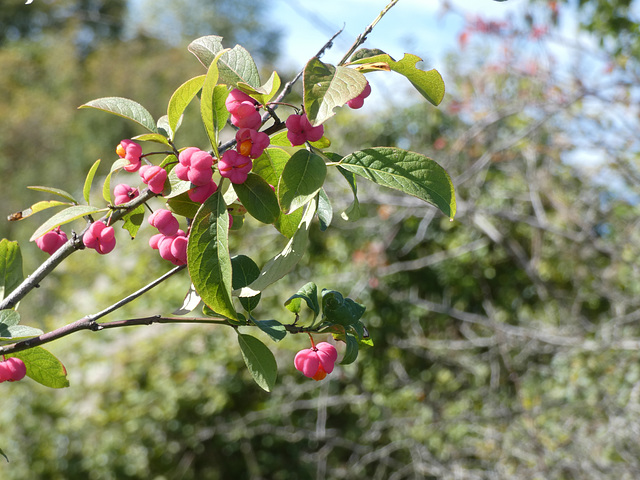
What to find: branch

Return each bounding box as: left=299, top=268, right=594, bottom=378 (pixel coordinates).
left=337, top=0, right=401, bottom=66
left=0, top=264, right=191, bottom=355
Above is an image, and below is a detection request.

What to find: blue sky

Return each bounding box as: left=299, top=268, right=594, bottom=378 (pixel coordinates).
left=266, top=0, right=525, bottom=70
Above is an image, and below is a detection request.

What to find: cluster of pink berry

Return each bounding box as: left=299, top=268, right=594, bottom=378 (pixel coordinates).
left=0, top=357, right=26, bottom=383
left=220, top=89, right=270, bottom=184
left=148, top=209, right=188, bottom=265
left=294, top=341, right=338, bottom=381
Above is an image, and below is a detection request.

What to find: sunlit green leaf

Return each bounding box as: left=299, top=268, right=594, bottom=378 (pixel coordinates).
left=317, top=189, right=332, bottom=231
left=237, top=70, right=281, bottom=104
left=79, top=97, right=157, bottom=133
left=7, top=200, right=70, bottom=222
left=30, top=205, right=107, bottom=242
left=83, top=159, right=101, bottom=205
left=168, top=74, right=206, bottom=135
left=102, top=158, right=128, bottom=204
left=8, top=347, right=69, bottom=388
left=132, top=133, right=170, bottom=146
left=348, top=51, right=445, bottom=106
left=303, top=57, right=368, bottom=126
left=121, top=205, right=145, bottom=239
left=28, top=186, right=77, bottom=204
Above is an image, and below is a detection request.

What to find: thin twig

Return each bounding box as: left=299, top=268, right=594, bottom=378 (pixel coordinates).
left=337, top=0, right=401, bottom=66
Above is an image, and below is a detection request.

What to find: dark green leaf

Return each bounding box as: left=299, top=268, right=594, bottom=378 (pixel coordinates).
left=339, top=147, right=456, bottom=218
left=237, top=333, right=277, bottom=391
left=188, top=190, right=236, bottom=320
left=79, top=97, right=157, bottom=133
left=303, top=57, right=368, bottom=126
left=234, top=173, right=280, bottom=224
left=231, top=255, right=261, bottom=313
left=278, top=150, right=327, bottom=214
left=167, top=192, right=201, bottom=219
left=340, top=333, right=359, bottom=365
left=250, top=318, right=287, bottom=342
left=0, top=240, right=23, bottom=302
left=322, top=289, right=366, bottom=327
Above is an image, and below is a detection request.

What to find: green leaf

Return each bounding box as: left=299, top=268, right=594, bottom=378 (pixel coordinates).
left=274, top=209, right=303, bottom=239
left=340, top=333, right=359, bottom=365
left=157, top=115, right=174, bottom=139
left=234, top=173, right=280, bottom=224
left=253, top=147, right=291, bottom=186
left=237, top=333, right=277, bottom=392
left=167, top=192, right=201, bottom=219
left=102, top=158, right=128, bottom=204
left=188, top=190, right=236, bottom=320
left=278, top=150, right=327, bottom=214
left=237, top=70, right=281, bottom=104
left=0, top=240, right=23, bottom=302
left=121, top=205, right=145, bottom=239
left=339, top=147, right=456, bottom=218
left=317, top=189, right=333, bottom=231
left=168, top=74, right=206, bottom=135
left=348, top=52, right=445, bottom=106
left=83, top=159, right=101, bottom=205
left=0, top=324, right=44, bottom=346
left=250, top=318, right=287, bottom=342
left=237, top=197, right=317, bottom=297
left=0, top=309, right=20, bottom=326
left=231, top=255, right=261, bottom=313
left=132, top=133, right=170, bottom=146
left=28, top=186, right=77, bottom=204
left=336, top=165, right=361, bottom=221
left=303, top=57, right=368, bottom=126
left=284, top=282, right=319, bottom=325
left=200, top=54, right=222, bottom=156
left=7, top=200, right=71, bottom=222
left=188, top=36, right=260, bottom=88
left=30, top=205, right=107, bottom=242
left=321, top=289, right=366, bottom=327
left=79, top=97, right=157, bottom=133
left=8, top=347, right=69, bottom=388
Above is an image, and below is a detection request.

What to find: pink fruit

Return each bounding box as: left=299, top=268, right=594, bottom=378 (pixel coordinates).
left=113, top=183, right=139, bottom=205
left=35, top=227, right=67, bottom=255
left=83, top=221, right=116, bottom=255
left=347, top=82, right=372, bottom=109
left=294, top=342, right=338, bottom=381
left=148, top=209, right=179, bottom=236
left=188, top=179, right=218, bottom=203
left=0, top=357, right=26, bottom=382
left=116, top=139, right=143, bottom=172
left=139, top=165, right=167, bottom=194
left=285, top=113, right=324, bottom=146
left=218, top=150, right=253, bottom=184
left=236, top=128, right=270, bottom=159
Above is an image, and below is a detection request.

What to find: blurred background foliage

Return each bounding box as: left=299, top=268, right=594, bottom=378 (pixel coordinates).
left=2, top=0, right=640, bottom=479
